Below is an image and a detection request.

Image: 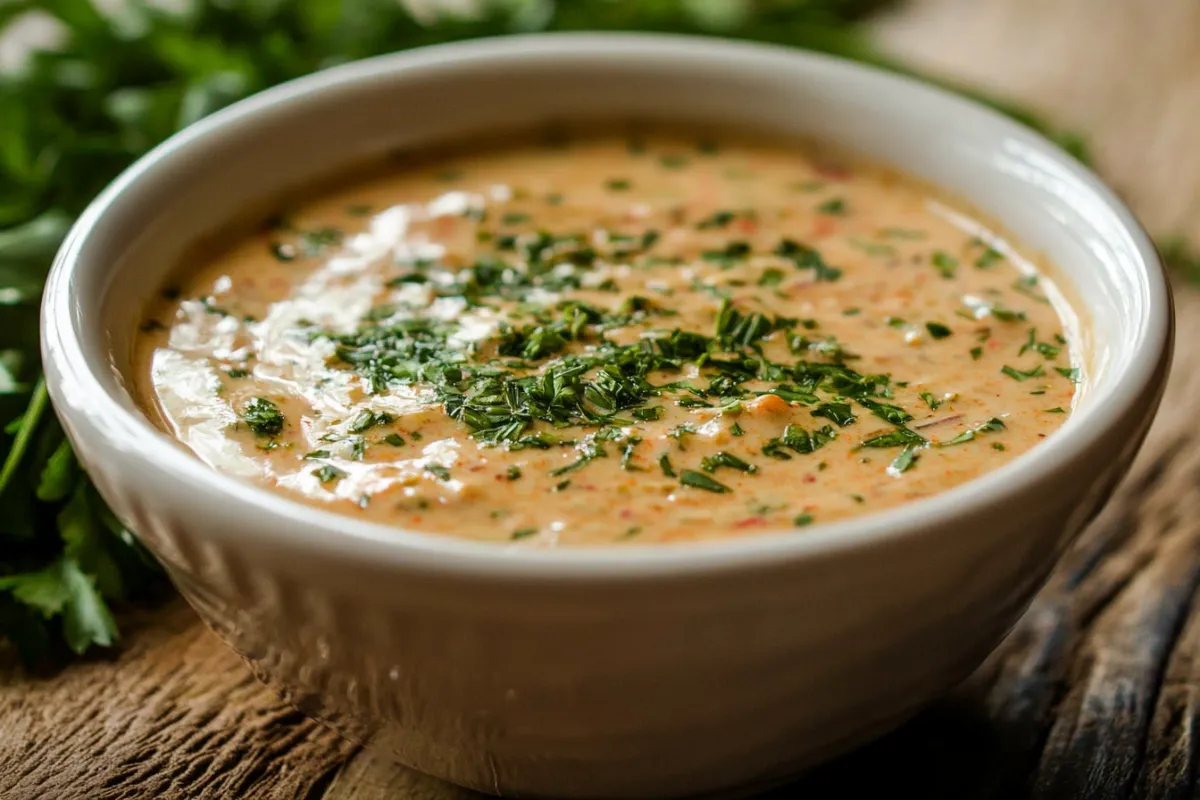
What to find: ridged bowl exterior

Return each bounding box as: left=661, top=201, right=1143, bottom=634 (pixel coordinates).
left=41, top=35, right=1172, bottom=798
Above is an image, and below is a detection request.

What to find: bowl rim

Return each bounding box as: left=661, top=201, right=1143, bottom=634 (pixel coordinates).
left=42, top=31, right=1172, bottom=581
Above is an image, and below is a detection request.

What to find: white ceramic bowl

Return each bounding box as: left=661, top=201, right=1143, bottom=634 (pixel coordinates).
left=42, top=33, right=1171, bottom=799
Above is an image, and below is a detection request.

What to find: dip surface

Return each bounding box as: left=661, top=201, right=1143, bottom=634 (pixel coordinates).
left=136, top=128, right=1079, bottom=546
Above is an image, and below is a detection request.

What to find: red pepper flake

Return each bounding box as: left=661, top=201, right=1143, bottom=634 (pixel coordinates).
left=736, top=218, right=758, bottom=234
left=811, top=216, right=837, bottom=239
left=734, top=516, right=767, bottom=528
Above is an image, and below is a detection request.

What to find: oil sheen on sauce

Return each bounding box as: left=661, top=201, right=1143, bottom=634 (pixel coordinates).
left=136, top=127, right=1080, bottom=546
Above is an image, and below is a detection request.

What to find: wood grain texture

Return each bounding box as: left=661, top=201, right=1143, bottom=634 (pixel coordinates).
left=6, top=0, right=1200, bottom=798
left=0, top=602, right=356, bottom=800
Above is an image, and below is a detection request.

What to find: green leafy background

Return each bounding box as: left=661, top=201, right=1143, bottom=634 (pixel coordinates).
left=0, top=0, right=1186, bottom=666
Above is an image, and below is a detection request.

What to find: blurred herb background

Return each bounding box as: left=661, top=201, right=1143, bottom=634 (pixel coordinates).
left=0, top=0, right=1184, bottom=667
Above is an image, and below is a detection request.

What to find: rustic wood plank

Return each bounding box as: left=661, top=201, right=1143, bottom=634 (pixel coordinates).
left=0, top=600, right=356, bottom=800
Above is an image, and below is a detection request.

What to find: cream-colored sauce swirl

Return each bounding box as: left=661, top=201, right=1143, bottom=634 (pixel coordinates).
left=137, top=128, right=1077, bottom=545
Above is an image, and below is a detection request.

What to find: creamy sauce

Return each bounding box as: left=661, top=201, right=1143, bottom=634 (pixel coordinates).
left=136, top=127, right=1079, bottom=546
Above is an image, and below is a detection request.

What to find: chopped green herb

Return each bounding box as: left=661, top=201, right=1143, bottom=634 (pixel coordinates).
left=888, top=445, right=920, bottom=475
left=975, top=247, right=1004, bottom=269
left=384, top=433, right=406, bottom=446
left=925, top=322, right=952, bottom=339
left=730, top=422, right=745, bottom=437
left=931, top=251, right=959, bottom=278
left=940, top=417, right=1007, bottom=446
left=700, top=452, right=758, bottom=474
left=970, top=346, right=984, bottom=360
left=1056, top=367, right=1081, bottom=381
left=848, top=238, right=897, bottom=258
left=1044, top=407, right=1066, bottom=414
left=312, top=465, right=346, bottom=484
left=605, top=179, right=632, bottom=191
left=812, top=402, right=856, bottom=427
left=502, top=212, right=531, bottom=226
left=1001, top=364, right=1046, bottom=382
left=817, top=198, right=846, bottom=215
left=659, top=454, right=677, bottom=478
left=697, top=210, right=737, bottom=230
left=758, top=268, right=785, bottom=287
left=659, top=154, right=690, bottom=169
left=506, top=466, right=522, bottom=481
left=618, top=526, right=643, bottom=540
left=425, top=464, right=451, bottom=481
left=303, top=450, right=331, bottom=460
left=680, top=470, right=732, bottom=494
left=859, top=400, right=912, bottom=426
left=347, top=409, right=394, bottom=434
left=774, top=239, right=842, bottom=281
left=511, top=527, right=538, bottom=540
left=860, top=427, right=926, bottom=449
left=241, top=398, right=285, bottom=437
left=793, top=513, right=814, bottom=527
left=1013, top=274, right=1050, bottom=304
left=919, top=391, right=942, bottom=411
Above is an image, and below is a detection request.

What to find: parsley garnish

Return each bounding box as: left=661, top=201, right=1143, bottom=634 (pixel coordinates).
left=925, top=322, right=952, bottom=339
left=775, top=239, right=842, bottom=281
left=888, top=445, right=920, bottom=475
left=931, top=251, right=959, bottom=278
left=659, top=454, right=677, bottom=478
left=860, top=427, right=926, bottom=448
left=940, top=417, right=1006, bottom=446
left=697, top=210, right=737, bottom=230
left=700, top=452, right=758, bottom=474
left=812, top=402, right=856, bottom=426
left=680, top=470, right=731, bottom=493
left=312, top=465, right=346, bottom=484
left=1056, top=367, right=1081, bottom=382
left=241, top=398, right=285, bottom=437
left=817, top=198, right=846, bottom=215
left=1001, top=364, right=1046, bottom=381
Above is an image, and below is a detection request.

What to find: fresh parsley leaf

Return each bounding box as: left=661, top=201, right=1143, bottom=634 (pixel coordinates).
left=241, top=398, right=285, bottom=437
left=925, top=322, right=952, bottom=339
left=680, top=470, right=732, bottom=493
left=1001, top=364, right=1046, bottom=382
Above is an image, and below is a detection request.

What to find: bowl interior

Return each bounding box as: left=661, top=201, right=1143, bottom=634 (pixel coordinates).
left=49, top=33, right=1167, bottom=567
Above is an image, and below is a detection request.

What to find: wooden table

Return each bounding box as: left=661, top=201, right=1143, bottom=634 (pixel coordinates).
left=6, top=2, right=1200, bottom=797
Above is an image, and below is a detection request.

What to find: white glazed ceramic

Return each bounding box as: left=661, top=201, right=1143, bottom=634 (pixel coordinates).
left=41, top=34, right=1171, bottom=799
